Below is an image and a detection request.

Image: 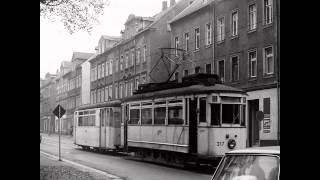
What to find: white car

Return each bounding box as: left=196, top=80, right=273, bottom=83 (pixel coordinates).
left=211, top=146, right=280, bottom=180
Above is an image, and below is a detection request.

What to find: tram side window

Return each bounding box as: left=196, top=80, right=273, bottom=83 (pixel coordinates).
left=211, top=104, right=221, bottom=126
left=168, top=105, right=183, bottom=125
left=222, top=104, right=240, bottom=124
left=141, top=108, right=152, bottom=124
left=78, top=116, right=83, bottom=126
left=129, top=109, right=140, bottom=124
left=199, top=97, right=207, bottom=123
left=154, top=106, right=166, bottom=125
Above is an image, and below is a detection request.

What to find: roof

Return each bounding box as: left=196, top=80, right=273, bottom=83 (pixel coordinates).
left=123, top=83, right=245, bottom=102
left=76, top=100, right=122, bottom=111
left=227, top=146, right=280, bottom=155
left=71, top=52, right=94, bottom=61
left=169, top=0, right=214, bottom=24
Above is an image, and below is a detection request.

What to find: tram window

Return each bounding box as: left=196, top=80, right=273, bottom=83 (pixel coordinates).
left=78, top=117, right=83, bottom=126
left=129, top=109, right=140, bottom=124
left=154, top=107, right=166, bottom=125
left=222, top=104, right=240, bottom=124
left=168, top=106, right=183, bottom=125
left=199, top=97, right=207, bottom=123
left=211, top=104, right=221, bottom=126
left=141, top=108, right=152, bottom=124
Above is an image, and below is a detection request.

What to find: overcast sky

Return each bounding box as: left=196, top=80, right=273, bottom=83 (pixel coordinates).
left=40, top=0, right=170, bottom=79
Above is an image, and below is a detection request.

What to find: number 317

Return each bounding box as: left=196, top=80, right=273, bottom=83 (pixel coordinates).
left=217, top=141, right=224, bottom=146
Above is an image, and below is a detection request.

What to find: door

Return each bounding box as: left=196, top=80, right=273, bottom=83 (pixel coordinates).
left=100, top=109, right=106, bottom=148
left=248, top=99, right=259, bottom=147
left=188, top=98, right=198, bottom=154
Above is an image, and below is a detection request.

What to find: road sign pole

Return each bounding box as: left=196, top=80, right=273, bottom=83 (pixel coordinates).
left=58, top=106, right=61, bottom=161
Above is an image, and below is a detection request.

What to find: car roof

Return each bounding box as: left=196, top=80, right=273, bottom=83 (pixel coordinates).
left=226, top=146, right=280, bottom=155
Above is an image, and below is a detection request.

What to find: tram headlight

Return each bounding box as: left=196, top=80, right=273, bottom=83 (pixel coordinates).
left=228, top=139, right=236, bottom=149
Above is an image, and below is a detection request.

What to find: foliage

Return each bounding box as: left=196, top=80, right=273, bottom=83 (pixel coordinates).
left=40, top=0, right=108, bottom=34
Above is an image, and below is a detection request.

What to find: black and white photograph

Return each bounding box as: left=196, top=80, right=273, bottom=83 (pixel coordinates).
left=40, top=0, right=280, bottom=179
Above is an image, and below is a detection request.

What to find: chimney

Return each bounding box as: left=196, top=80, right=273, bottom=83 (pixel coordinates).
left=170, top=0, right=175, bottom=6
left=162, top=1, right=168, bottom=11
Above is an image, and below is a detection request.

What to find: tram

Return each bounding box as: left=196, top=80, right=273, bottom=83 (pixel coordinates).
left=121, top=73, right=248, bottom=165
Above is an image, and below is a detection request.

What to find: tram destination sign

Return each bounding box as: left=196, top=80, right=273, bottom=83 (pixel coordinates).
left=53, top=105, right=66, bottom=118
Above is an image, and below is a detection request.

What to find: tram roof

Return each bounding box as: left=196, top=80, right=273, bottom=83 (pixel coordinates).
left=123, top=84, right=246, bottom=102
left=76, top=100, right=121, bottom=111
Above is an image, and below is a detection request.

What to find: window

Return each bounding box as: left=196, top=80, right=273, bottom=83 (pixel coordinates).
left=184, top=69, right=189, bottom=76
left=231, top=11, right=238, bottom=36
left=195, top=27, right=200, bottom=50
left=174, top=36, right=179, bottom=56
left=135, top=78, right=139, bottom=90
left=125, top=82, right=128, bottom=97
left=93, top=90, right=96, bottom=104
left=141, top=107, right=152, bottom=125
left=249, top=50, right=257, bottom=78
left=206, top=23, right=212, bottom=45
left=217, top=17, right=225, bottom=42
left=129, top=108, right=140, bottom=124
left=115, top=59, right=119, bottom=72
left=109, top=59, right=113, bottom=75
left=125, top=53, right=129, bottom=68
left=119, top=84, right=123, bottom=99
left=105, top=86, right=109, bottom=101
left=106, top=62, right=109, bottom=76
left=115, top=84, right=118, bottom=99
left=264, top=46, right=274, bottom=75
left=231, top=56, right=239, bottom=81
left=109, top=85, right=112, bottom=99
left=218, top=60, right=225, bottom=82
left=136, top=49, right=140, bottom=64
left=154, top=101, right=166, bottom=125
left=174, top=72, right=179, bottom=80
left=130, top=81, right=134, bottom=96
left=143, top=45, right=146, bottom=62
left=206, top=64, right=211, bottom=74
left=264, top=0, right=273, bottom=25
left=199, top=97, right=207, bottom=123
left=222, top=104, right=240, bottom=124
left=101, top=87, right=105, bottom=102
left=168, top=105, right=183, bottom=125
left=263, top=98, right=270, bottom=119
left=98, top=64, right=101, bottom=79
left=195, top=66, right=201, bottom=74
left=249, top=3, right=257, bottom=30
left=184, top=33, right=189, bottom=52
left=211, top=104, right=221, bottom=125
left=131, top=49, right=134, bottom=67
left=120, top=56, right=123, bottom=71
left=97, top=89, right=101, bottom=103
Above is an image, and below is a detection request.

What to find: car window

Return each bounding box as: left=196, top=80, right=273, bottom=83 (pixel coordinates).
left=212, top=155, right=279, bottom=180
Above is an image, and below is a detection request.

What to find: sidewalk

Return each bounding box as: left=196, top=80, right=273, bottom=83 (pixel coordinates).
left=40, top=153, right=116, bottom=180
left=41, top=132, right=73, bottom=140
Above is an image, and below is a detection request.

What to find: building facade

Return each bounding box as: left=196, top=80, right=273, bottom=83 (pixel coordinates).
left=169, top=0, right=280, bottom=147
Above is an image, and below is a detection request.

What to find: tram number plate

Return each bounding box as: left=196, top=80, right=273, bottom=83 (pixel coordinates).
left=217, top=141, right=224, bottom=146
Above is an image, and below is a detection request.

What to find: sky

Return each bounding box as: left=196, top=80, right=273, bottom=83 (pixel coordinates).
left=40, top=0, right=170, bottom=79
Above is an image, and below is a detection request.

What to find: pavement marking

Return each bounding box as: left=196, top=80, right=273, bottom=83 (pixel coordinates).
left=40, top=151, right=122, bottom=180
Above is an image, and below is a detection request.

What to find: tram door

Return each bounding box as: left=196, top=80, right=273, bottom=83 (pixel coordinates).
left=248, top=100, right=259, bottom=147
left=100, top=109, right=106, bottom=148
left=188, top=98, right=198, bottom=154
left=123, top=104, right=129, bottom=152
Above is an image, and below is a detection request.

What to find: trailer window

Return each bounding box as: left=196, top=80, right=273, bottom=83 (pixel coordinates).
left=154, top=106, right=166, bottom=125
left=141, top=108, right=152, bottom=124
left=199, top=97, right=207, bottom=123
left=222, top=104, right=240, bottom=124
left=129, top=109, right=140, bottom=124
left=211, top=104, right=221, bottom=126
left=168, top=105, right=183, bottom=125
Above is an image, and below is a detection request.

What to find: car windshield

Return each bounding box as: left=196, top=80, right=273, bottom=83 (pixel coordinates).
left=212, top=154, right=279, bottom=180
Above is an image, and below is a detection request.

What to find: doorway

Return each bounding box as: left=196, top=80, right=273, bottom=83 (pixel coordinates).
left=188, top=98, right=198, bottom=154
left=248, top=99, right=260, bottom=147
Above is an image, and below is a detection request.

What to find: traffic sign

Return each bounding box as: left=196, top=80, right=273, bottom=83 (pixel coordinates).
left=53, top=105, right=66, bottom=118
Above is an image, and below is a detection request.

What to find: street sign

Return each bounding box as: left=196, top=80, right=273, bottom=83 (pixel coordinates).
left=53, top=105, right=66, bottom=118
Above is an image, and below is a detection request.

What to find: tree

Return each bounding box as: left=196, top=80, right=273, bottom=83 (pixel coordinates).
left=40, top=0, right=108, bottom=34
